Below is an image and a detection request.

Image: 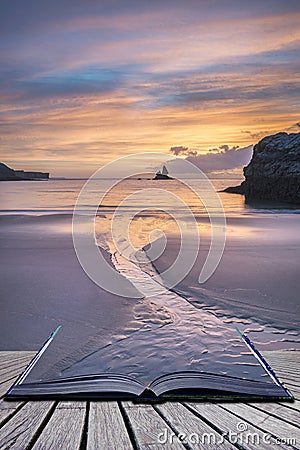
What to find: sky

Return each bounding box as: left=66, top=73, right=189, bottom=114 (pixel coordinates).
left=0, top=0, right=300, bottom=177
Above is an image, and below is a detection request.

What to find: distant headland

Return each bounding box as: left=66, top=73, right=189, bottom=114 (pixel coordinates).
left=224, top=132, right=300, bottom=204
left=0, top=162, right=49, bottom=181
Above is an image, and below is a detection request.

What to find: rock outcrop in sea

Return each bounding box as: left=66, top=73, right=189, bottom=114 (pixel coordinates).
left=0, top=162, right=49, bottom=181
left=224, top=132, right=300, bottom=204
left=153, top=164, right=172, bottom=180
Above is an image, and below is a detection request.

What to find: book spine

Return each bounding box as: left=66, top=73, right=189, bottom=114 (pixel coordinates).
left=133, top=388, right=162, bottom=403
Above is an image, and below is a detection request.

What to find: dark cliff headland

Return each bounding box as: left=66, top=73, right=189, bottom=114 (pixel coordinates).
left=0, top=162, right=49, bottom=181
left=224, top=132, right=300, bottom=204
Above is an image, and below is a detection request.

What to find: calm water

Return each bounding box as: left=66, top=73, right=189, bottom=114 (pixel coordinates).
left=0, top=178, right=300, bottom=216
left=1, top=177, right=300, bottom=215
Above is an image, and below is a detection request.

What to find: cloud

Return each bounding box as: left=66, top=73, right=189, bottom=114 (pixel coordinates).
left=1, top=1, right=300, bottom=176
left=242, top=121, right=300, bottom=139
left=170, top=146, right=199, bottom=157
left=185, top=145, right=253, bottom=172
left=170, top=146, right=188, bottom=156
left=286, top=121, right=300, bottom=131
left=241, top=130, right=271, bottom=140
left=187, top=149, right=198, bottom=156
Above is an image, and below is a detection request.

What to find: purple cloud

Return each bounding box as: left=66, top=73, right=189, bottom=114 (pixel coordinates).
left=186, top=145, right=253, bottom=172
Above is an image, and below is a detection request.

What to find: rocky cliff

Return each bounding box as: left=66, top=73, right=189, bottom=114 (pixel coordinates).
left=224, top=132, right=300, bottom=204
left=0, top=163, right=49, bottom=181
left=15, top=170, right=49, bottom=180
left=0, top=163, right=19, bottom=180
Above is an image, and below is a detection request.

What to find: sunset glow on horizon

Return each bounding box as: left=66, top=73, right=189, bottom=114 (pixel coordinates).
left=1, top=0, right=299, bottom=177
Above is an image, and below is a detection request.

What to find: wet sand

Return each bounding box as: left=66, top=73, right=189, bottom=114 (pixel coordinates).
left=148, top=214, right=300, bottom=335
left=0, top=214, right=140, bottom=352
left=1, top=213, right=299, bottom=360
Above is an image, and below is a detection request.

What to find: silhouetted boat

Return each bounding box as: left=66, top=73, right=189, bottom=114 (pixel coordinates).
left=153, top=164, right=172, bottom=180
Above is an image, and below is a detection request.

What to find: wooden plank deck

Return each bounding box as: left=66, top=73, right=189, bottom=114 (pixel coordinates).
left=0, top=350, right=299, bottom=449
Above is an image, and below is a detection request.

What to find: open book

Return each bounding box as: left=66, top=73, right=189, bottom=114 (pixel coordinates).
left=5, top=327, right=293, bottom=401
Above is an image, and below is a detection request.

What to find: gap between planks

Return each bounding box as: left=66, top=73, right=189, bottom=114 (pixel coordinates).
left=0, top=351, right=299, bottom=450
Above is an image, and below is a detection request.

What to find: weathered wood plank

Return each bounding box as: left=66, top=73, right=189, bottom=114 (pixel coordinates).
left=0, top=364, right=28, bottom=385
left=0, top=352, right=32, bottom=366
left=271, top=363, right=300, bottom=376
left=0, top=352, right=35, bottom=371
left=0, top=351, right=35, bottom=361
left=87, top=402, right=134, bottom=450
left=0, top=352, right=35, bottom=397
left=273, top=372, right=300, bottom=386
left=272, top=370, right=300, bottom=385
left=0, top=361, right=31, bottom=377
left=222, top=403, right=300, bottom=446
left=0, top=350, right=299, bottom=450
left=263, top=351, right=300, bottom=375
left=278, top=374, right=300, bottom=387
left=249, top=402, right=300, bottom=428
left=282, top=383, right=300, bottom=400
left=278, top=399, right=300, bottom=412
left=266, top=355, right=300, bottom=368
left=0, top=353, right=33, bottom=362
left=123, top=402, right=185, bottom=449
left=156, top=402, right=236, bottom=449
left=263, top=351, right=300, bottom=360
left=0, top=401, right=55, bottom=449
left=185, top=402, right=288, bottom=450
left=31, top=401, right=86, bottom=450
left=0, top=399, right=24, bottom=427
left=0, top=377, right=20, bottom=398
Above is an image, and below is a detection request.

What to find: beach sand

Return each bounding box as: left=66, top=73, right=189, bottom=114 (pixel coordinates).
left=0, top=214, right=140, bottom=352
left=1, top=212, right=299, bottom=360
left=0, top=214, right=283, bottom=384
left=148, top=214, right=300, bottom=335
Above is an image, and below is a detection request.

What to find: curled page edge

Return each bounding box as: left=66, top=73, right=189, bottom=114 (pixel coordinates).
left=6, top=325, right=62, bottom=396
left=235, top=326, right=293, bottom=398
